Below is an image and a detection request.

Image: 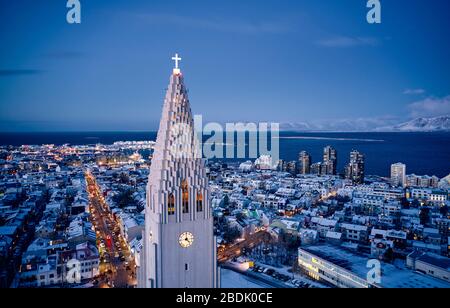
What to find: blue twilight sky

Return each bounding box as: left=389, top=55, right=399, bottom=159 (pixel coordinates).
left=0, top=0, right=449, bottom=132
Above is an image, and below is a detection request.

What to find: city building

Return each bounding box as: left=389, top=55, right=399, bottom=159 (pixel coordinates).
left=407, top=174, right=440, bottom=188
left=276, top=159, right=287, bottom=172
left=298, top=244, right=450, bottom=288
left=391, top=163, right=406, bottom=187
left=239, top=161, right=254, bottom=172
left=139, top=56, right=219, bottom=288
left=410, top=188, right=448, bottom=205
left=286, top=161, right=298, bottom=176
left=339, top=223, right=368, bottom=244
left=310, top=162, right=323, bottom=176
left=298, top=151, right=311, bottom=175
left=323, top=146, right=337, bottom=175
left=407, top=251, right=450, bottom=282
left=345, top=150, right=365, bottom=184
left=255, top=155, right=274, bottom=170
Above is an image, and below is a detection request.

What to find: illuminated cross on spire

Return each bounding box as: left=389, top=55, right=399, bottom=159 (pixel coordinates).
left=172, top=53, right=182, bottom=69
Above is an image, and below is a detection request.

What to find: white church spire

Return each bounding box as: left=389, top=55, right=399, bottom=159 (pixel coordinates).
left=138, top=56, right=218, bottom=289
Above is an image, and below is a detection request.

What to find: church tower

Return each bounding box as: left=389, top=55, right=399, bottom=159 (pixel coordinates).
left=139, top=54, right=218, bottom=288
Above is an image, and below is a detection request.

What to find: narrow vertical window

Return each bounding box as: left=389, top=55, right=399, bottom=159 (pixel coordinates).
left=196, top=193, right=203, bottom=212
left=182, top=180, right=189, bottom=213
left=168, top=194, right=175, bottom=215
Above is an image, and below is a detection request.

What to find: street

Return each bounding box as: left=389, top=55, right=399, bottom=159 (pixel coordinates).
left=218, top=231, right=272, bottom=263
left=85, top=171, right=137, bottom=288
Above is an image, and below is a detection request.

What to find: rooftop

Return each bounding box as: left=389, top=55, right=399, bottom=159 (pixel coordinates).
left=301, top=244, right=450, bottom=288
left=416, top=253, right=450, bottom=271
left=0, top=225, right=18, bottom=236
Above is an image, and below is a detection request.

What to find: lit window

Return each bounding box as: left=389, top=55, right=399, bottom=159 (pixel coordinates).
left=168, top=194, right=175, bottom=215
left=196, top=193, right=203, bottom=212
left=182, top=180, right=189, bottom=213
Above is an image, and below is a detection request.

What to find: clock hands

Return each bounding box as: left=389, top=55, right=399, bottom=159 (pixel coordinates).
left=179, top=232, right=194, bottom=248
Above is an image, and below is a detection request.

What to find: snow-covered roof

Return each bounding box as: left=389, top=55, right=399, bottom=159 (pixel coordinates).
left=301, top=244, right=450, bottom=288
left=311, top=217, right=337, bottom=227
left=326, top=231, right=342, bottom=240
left=341, top=223, right=368, bottom=232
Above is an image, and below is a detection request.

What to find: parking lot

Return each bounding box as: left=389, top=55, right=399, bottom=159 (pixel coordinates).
left=250, top=264, right=322, bottom=288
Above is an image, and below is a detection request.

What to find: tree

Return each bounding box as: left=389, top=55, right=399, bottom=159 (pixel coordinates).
left=282, top=232, right=300, bottom=252
left=400, top=197, right=410, bottom=209
left=337, top=195, right=351, bottom=203
left=223, top=225, right=241, bottom=244
left=419, top=207, right=430, bottom=225
left=383, top=247, right=394, bottom=263
left=439, top=205, right=449, bottom=217
left=113, top=188, right=136, bottom=209
left=64, top=191, right=76, bottom=208
left=118, top=172, right=130, bottom=184
left=411, top=199, right=421, bottom=208
left=222, top=194, right=230, bottom=207
left=235, top=212, right=246, bottom=222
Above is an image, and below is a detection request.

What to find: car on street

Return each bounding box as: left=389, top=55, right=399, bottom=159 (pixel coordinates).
left=266, top=269, right=275, bottom=276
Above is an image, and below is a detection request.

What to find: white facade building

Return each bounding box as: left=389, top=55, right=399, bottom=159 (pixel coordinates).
left=391, top=163, right=406, bottom=187
left=298, top=244, right=450, bottom=288
left=139, top=59, right=218, bottom=288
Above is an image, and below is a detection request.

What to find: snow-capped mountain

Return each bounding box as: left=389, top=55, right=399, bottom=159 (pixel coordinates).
left=280, top=122, right=313, bottom=131
left=380, top=116, right=450, bottom=132
left=280, top=116, right=450, bottom=132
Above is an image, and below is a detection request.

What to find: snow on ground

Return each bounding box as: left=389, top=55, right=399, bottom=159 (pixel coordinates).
left=255, top=262, right=326, bottom=288
left=220, top=268, right=273, bottom=289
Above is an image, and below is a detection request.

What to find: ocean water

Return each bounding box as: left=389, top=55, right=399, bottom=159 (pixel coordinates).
left=0, top=131, right=449, bottom=178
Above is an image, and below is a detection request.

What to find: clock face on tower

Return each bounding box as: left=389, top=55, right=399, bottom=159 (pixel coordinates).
left=179, top=232, right=194, bottom=248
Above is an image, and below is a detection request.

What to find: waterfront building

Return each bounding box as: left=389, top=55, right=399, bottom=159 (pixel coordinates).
left=345, top=150, right=365, bottom=184
left=323, top=146, right=337, bottom=175
left=391, top=163, right=406, bottom=187
left=298, top=151, right=311, bottom=175
left=286, top=161, right=298, bottom=176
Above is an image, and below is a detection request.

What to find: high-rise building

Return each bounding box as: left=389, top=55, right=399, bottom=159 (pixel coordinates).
left=391, top=163, right=406, bottom=188
left=323, top=146, right=337, bottom=175
left=345, top=150, right=365, bottom=184
left=286, top=161, right=298, bottom=176
left=276, top=159, right=286, bottom=172
left=311, top=162, right=323, bottom=175
left=298, top=151, right=311, bottom=174
left=139, top=55, right=218, bottom=288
